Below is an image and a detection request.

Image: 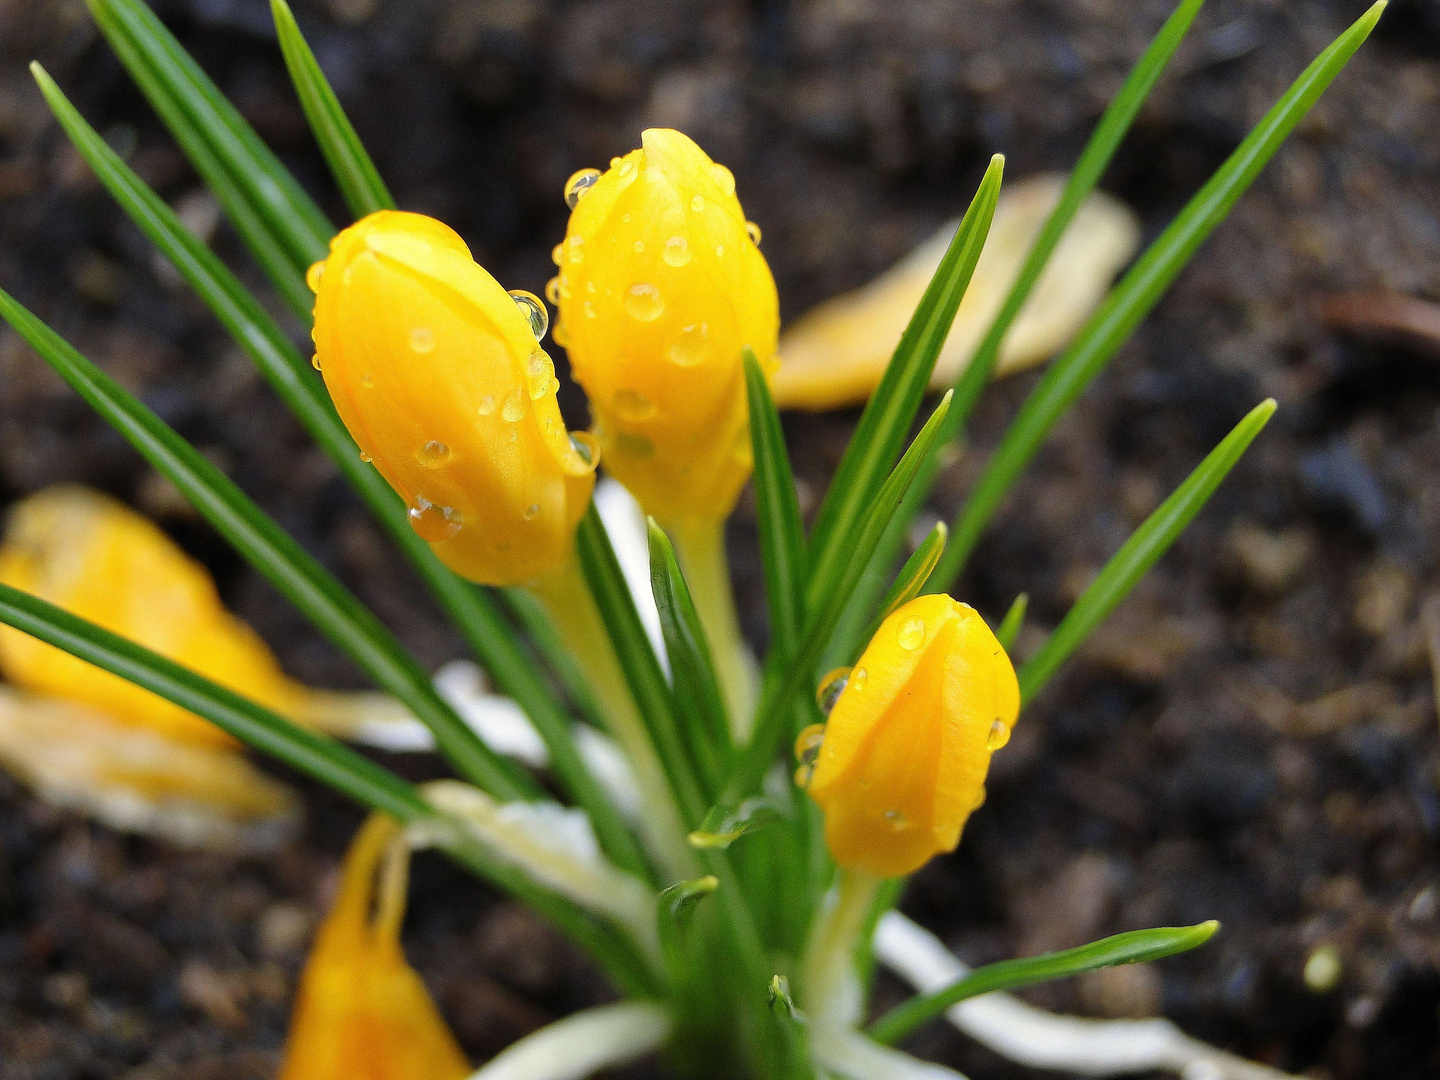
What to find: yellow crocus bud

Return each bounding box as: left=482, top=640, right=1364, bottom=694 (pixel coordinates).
left=804, top=594, right=1019, bottom=878
left=279, top=813, right=470, bottom=1080
left=552, top=129, right=779, bottom=526
left=0, top=485, right=306, bottom=749
left=312, top=210, right=597, bottom=586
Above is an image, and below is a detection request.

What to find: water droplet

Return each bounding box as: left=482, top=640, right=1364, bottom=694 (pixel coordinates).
left=612, top=388, right=656, bottom=422
left=897, top=618, right=925, bottom=650
left=501, top=390, right=525, bottom=423
left=310, top=353, right=322, bottom=371
left=667, top=322, right=709, bottom=367
left=617, top=158, right=636, bottom=178
left=306, top=260, right=325, bottom=292
left=361, top=373, right=374, bottom=388
left=545, top=276, right=562, bottom=305
left=971, top=786, right=987, bottom=811
left=510, top=290, right=549, bottom=339
left=551, top=243, right=564, bottom=265
left=563, top=168, right=601, bottom=208
left=715, top=244, right=725, bottom=258
left=815, top=667, right=851, bottom=715
left=746, top=221, right=762, bottom=247
left=793, top=723, right=826, bottom=787
left=711, top=163, right=735, bottom=196
left=409, top=327, right=435, bottom=353
left=583, top=300, right=597, bottom=320
left=417, top=440, right=452, bottom=468
left=624, top=283, right=664, bottom=321
left=633, top=240, right=645, bottom=253
left=408, top=497, right=462, bottom=542
left=527, top=349, right=555, bottom=400
left=478, top=394, right=496, bottom=416
left=690, top=194, right=705, bottom=212
left=586, top=281, right=597, bottom=294
left=609, top=156, right=623, bottom=169
left=523, top=503, right=540, bottom=521
left=359, top=450, right=371, bottom=462
left=569, top=431, right=600, bottom=470
left=662, top=235, right=691, bottom=267
left=883, top=809, right=908, bottom=830
left=552, top=320, right=571, bottom=348
left=615, top=431, right=654, bottom=457
left=986, top=719, right=1011, bottom=751
left=567, top=236, right=584, bottom=264
left=850, top=667, right=867, bottom=692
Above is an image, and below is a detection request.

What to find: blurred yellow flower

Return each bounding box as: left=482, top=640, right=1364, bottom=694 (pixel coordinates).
left=279, top=813, right=470, bottom=1080
left=804, top=594, right=1019, bottom=877
left=312, top=210, right=597, bottom=586
left=553, top=129, right=779, bottom=526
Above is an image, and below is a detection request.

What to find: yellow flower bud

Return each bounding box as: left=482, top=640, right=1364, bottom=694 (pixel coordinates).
left=312, top=210, right=597, bottom=586
left=804, top=594, right=1019, bottom=877
left=0, top=486, right=306, bottom=749
left=553, top=129, right=779, bottom=525
left=279, top=813, right=470, bottom=1080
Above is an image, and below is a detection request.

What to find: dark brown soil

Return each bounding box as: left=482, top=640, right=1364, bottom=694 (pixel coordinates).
left=3, top=0, right=1440, bottom=1076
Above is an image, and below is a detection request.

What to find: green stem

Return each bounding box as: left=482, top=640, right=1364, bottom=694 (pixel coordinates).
left=799, top=868, right=882, bottom=1029
left=528, top=556, right=697, bottom=882
left=670, top=518, right=757, bottom=739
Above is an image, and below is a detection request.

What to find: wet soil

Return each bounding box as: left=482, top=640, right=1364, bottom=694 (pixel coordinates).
left=2, top=0, right=1440, bottom=1076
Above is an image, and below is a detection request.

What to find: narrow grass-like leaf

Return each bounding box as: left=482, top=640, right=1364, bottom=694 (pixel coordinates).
left=722, top=392, right=953, bottom=806
left=86, top=0, right=332, bottom=315
left=0, top=283, right=536, bottom=802
left=1018, top=399, right=1275, bottom=704
left=995, top=593, right=1028, bottom=653
left=649, top=520, right=730, bottom=793
left=805, top=157, right=1003, bottom=606
left=272, top=0, right=394, bottom=218
left=865, top=522, right=947, bottom=638
left=745, top=349, right=806, bottom=658
left=689, top=796, right=784, bottom=850
left=32, top=65, right=646, bottom=870
left=868, top=921, right=1219, bottom=1045
left=930, top=4, right=1384, bottom=590
left=576, top=506, right=707, bottom=825
left=500, top=586, right=608, bottom=726
left=0, top=583, right=659, bottom=994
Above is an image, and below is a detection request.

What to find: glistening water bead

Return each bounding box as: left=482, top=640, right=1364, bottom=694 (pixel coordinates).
left=897, top=618, right=925, bottom=650
left=510, top=291, right=549, bottom=339
left=793, top=723, right=826, bottom=787
left=986, top=719, right=1011, bottom=751
left=816, top=667, right=851, bottom=714
left=408, top=497, right=461, bottom=542
left=563, top=168, right=601, bottom=209
left=624, top=283, right=664, bottom=321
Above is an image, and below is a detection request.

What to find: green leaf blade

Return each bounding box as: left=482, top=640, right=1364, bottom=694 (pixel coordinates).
left=995, top=593, right=1028, bottom=653
left=931, top=3, right=1385, bottom=591
left=869, top=921, right=1220, bottom=1045
left=272, top=0, right=395, bottom=218
left=1017, top=399, right=1276, bottom=704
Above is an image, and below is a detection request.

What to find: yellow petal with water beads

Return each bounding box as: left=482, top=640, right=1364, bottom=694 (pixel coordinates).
left=553, top=129, right=779, bottom=527
left=278, top=814, right=470, bottom=1080
left=805, top=594, right=1019, bottom=878
left=310, top=210, right=596, bottom=586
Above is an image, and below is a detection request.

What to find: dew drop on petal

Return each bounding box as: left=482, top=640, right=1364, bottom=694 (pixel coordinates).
left=897, top=618, right=925, bottom=650
left=409, top=327, right=435, bottom=353
left=972, top=786, right=987, bottom=811
left=310, top=353, right=322, bottom=371
left=359, top=450, right=371, bottom=462
left=612, top=388, right=656, bottom=422
left=711, top=163, right=735, bottom=196
left=416, top=440, right=452, bottom=468
left=523, top=503, right=540, bottom=521
left=609, top=156, right=623, bottom=169
left=815, top=667, right=851, bottom=715
left=850, top=667, right=867, bottom=692
left=662, top=235, right=691, bottom=267
left=510, top=290, right=549, bottom=339
left=568, top=431, right=601, bottom=471
left=361, top=373, right=374, bottom=388
left=545, top=276, right=562, bottom=305
left=883, top=809, right=908, bottom=830
left=306, top=260, right=325, bottom=292
left=408, top=497, right=462, bottom=542
left=552, top=320, right=570, bottom=348
left=986, top=719, right=1011, bottom=751
left=478, top=394, right=496, bottom=416
left=551, top=243, right=565, bottom=266
left=502, top=389, right=525, bottom=423
left=527, top=349, right=555, bottom=400
left=667, top=322, right=708, bottom=367
left=715, top=244, right=725, bottom=258
left=563, top=168, right=601, bottom=208
left=793, top=723, right=826, bottom=785
left=624, top=283, right=664, bottom=321
left=746, top=221, right=762, bottom=247
left=633, top=240, right=645, bottom=253
left=567, top=236, right=584, bottom=264
left=690, top=194, right=705, bottom=212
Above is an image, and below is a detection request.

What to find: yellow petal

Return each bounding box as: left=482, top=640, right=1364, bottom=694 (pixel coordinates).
left=280, top=813, right=470, bottom=1080
left=0, top=687, right=299, bottom=851
left=555, top=129, right=779, bottom=526
left=312, top=210, right=596, bottom=586
left=806, top=595, right=1018, bottom=877
left=0, top=485, right=308, bottom=748
left=773, top=175, right=1140, bottom=411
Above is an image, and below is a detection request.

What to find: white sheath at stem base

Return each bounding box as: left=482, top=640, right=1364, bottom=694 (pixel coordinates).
left=466, top=1001, right=671, bottom=1080
left=873, top=912, right=1298, bottom=1080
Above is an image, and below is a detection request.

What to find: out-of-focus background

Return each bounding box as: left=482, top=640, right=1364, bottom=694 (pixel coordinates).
left=1, top=0, right=1439, bottom=1076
